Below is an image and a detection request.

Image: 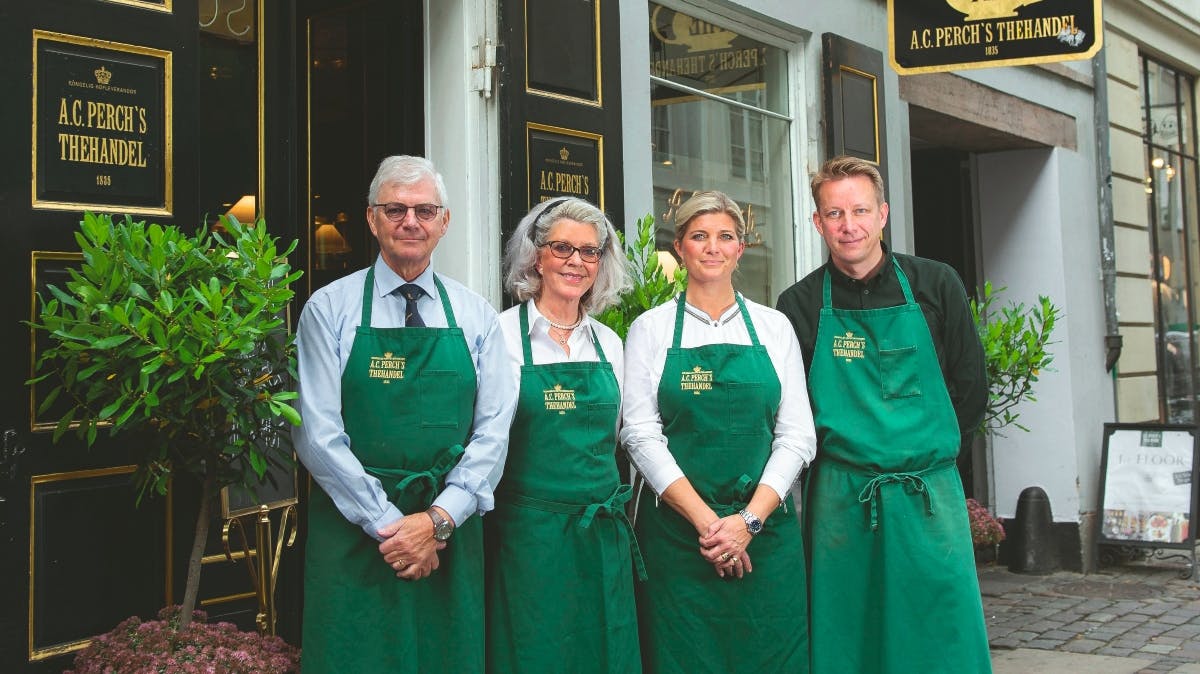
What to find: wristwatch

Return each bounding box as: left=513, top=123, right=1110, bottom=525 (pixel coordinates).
left=427, top=508, right=455, bottom=541
left=739, top=509, right=763, bottom=536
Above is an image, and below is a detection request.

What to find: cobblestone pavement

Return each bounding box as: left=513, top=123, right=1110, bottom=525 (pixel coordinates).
left=981, top=560, right=1200, bottom=673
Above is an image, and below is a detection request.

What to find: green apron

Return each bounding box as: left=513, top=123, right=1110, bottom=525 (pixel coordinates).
left=485, top=303, right=644, bottom=673
left=302, top=268, right=484, bottom=674
left=806, top=260, right=991, bottom=673
left=635, top=295, right=808, bottom=673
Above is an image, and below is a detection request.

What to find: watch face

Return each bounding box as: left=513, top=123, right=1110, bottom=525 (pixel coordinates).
left=433, top=521, right=453, bottom=541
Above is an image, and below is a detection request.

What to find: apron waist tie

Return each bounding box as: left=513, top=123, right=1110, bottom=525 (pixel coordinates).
left=824, top=456, right=955, bottom=532
left=504, top=484, right=648, bottom=581
left=364, top=444, right=465, bottom=511
left=703, top=473, right=756, bottom=517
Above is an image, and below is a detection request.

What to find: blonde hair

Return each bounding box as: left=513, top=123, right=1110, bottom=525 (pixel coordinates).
left=673, top=191, right=746, bottom=242
left=810, top=156, right=885, bottom=208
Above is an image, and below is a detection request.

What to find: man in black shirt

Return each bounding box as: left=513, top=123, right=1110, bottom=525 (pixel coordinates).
left=775, top=155, right=991, bottom=673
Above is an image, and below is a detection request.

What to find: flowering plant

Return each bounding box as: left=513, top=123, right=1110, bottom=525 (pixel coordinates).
left=967, top=498, right=1006, bottom=549
left=65, top=606, right=300, bottom=674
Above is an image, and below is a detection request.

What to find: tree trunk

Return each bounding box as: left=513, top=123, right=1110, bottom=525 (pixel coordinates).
left=179, top=466, right=215, bottom=628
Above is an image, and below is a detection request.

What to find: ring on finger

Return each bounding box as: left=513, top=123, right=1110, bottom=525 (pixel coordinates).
left=719, top=552, right=731, bottom=562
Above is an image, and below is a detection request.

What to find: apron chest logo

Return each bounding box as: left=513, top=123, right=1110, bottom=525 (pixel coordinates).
left=544, top=383, right=577, bottom=414
left=368, top=352, right=406, bottom=383
left=832, top=331, right=867, bottom=362
left=680, top=366, right=713, bottom=395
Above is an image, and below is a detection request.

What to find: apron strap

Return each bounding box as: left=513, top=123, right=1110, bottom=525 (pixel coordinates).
left=671, top=294, right=687, bottom=349
left=361, top=266, right=377, bottom=326
left=824, top=456, right=954, bottom=532
left=505, top=484, right=648, bottom=581
left=364, top=444, right=465, bottom=510
left=670, top=293, right=761, bottom=348
left=519, top=302, right=534, bottom=366
left=431, top=274, right=459, bottom=329
left=734, top=293, right=761, bottom=347
left=821, top=257, right=917, bottom=308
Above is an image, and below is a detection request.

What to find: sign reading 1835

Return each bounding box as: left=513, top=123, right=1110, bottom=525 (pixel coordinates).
left=33, top=31, right=173, bottom=216
left=888, top=0, right=1101, bottom=75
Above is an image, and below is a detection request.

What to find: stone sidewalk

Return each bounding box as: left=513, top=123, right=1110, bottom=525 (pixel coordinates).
left=981, top=560, right=1200, bottom=673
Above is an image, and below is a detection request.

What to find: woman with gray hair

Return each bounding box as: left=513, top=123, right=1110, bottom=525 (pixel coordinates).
left=621, top=190, right=816, bottom=671
left=484, top=196, right=643, bottom=672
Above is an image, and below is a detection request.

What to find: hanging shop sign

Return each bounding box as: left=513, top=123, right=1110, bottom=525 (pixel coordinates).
left=526, top=123, right=604, bottom=210
left=32, top=31, right=172, bottom=216
left=888, top=0, right=1102, bottom=75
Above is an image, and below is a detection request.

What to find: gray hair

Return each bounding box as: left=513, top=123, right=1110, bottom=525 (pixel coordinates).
left=367, top=155, right=449, bottom=206
left=504, top=197, right=630, bottom=313
left=673, top=190, right=746, bottom=242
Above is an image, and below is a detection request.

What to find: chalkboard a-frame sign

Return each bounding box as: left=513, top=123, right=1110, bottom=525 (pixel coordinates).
left=1095, top=423, right=1198, bottom=555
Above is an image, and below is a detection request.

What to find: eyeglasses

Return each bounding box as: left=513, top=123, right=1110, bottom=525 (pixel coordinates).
left=371, top=202, right=443, bottom=223
left=541, top=240, right=603, bottom=263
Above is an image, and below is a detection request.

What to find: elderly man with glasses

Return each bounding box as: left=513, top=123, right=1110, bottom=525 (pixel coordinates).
left=294, top=155, right=516, bottom=673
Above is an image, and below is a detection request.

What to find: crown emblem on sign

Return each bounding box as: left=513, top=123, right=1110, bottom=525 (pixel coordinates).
left=94, top=66, right=112, bottom=84
left=693, top=366, right=702, bottom=372
left=944, top=0, right=1042, bottom=21
left=559, top=147, right=570, bottom=161
left=384, top=352, right=393, bottom=358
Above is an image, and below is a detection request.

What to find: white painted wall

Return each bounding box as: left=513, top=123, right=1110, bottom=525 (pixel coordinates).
left=977, top=149, right=1114, bottom=523
left=426, top=0, right=502, bottom=306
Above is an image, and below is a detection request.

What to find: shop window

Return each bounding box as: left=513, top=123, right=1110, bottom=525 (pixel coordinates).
left=648, top=2, right=794, bottom=305
left=1142, top=56, right=1200, bottom=423
left=198, top=1, right=259, bottom=229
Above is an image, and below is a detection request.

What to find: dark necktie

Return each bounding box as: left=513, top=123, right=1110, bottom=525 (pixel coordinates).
left=400, top=283, right=425, bottom=327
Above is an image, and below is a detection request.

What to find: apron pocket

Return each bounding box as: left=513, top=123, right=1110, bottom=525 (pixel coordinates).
left=419, top=370, right=462, bottom=428
left=726, top=381, right=766, bottom=435
left=586, top=402, right=619, bottom=456
left=880, top=346, right=922, bottom=399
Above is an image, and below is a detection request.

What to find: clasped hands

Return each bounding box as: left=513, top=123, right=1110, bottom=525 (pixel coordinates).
left=698, top=513, right=754, bottom=579
left=377, top=510, right=447, bottom=581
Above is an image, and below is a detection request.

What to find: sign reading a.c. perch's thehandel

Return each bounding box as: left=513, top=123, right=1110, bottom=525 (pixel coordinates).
left=888, top=0, right=1101, bottom=75
left=33, top=31, right=172, bottom=216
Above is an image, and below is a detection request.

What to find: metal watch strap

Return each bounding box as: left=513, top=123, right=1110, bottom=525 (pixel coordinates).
left=739, top=508, right=763, bottom=535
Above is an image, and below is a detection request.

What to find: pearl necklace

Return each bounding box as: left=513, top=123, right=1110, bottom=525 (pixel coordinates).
left=543, top=310, right=583, bottom=346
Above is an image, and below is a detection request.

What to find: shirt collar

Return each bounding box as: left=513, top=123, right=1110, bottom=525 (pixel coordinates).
left=681, top=292, right=743, bottom=326
left=373, top=255, right=438, bottom=299
left=524, top=299, right=590, bottom=335
left=826, top=244, right=894, bottom=289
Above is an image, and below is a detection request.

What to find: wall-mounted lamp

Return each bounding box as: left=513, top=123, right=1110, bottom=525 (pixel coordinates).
left=225, top=194, right=257, bottom=224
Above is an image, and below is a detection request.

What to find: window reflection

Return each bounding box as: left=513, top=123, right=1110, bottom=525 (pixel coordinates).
left=198, top=0, right=258, bottom=229
left=647, top=3, right=794, bottom=305
left=1142, top=57, right=1199, bottom=423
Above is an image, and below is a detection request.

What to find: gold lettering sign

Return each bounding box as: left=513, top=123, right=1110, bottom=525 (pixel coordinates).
left=526, top=123, right=603, bottom=210
left=832, top=331, right=867, bottom=362
left=544, top=383, right=577, bottom=415
left=368, top=352, right=406, bottom=383
left=889, top=0, right=1101, bottom=75
left=33, top=31, right=173, bottom=215
left=680, top=365, right=713, bottom=395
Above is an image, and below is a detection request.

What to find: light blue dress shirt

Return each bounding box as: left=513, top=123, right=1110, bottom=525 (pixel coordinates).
left=294, top=256, right=516, bottom=541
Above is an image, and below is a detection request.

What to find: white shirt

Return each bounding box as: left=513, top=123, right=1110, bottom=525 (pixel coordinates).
left=293, top=256, right=517, bottom=540
left=620, top=293, right=817, bottom=501
left=493, top=299, right=625, bottom=396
